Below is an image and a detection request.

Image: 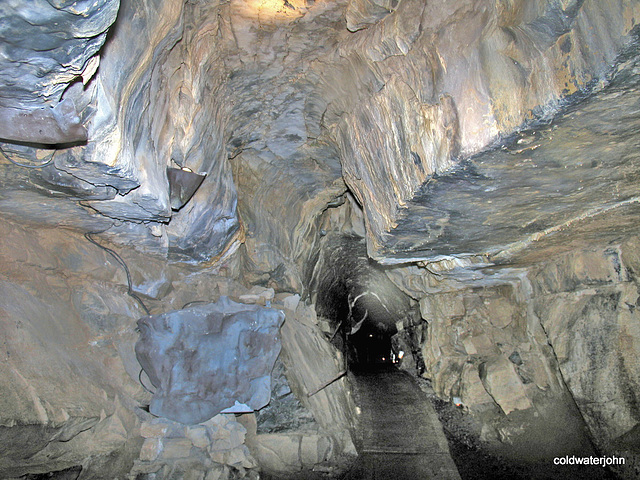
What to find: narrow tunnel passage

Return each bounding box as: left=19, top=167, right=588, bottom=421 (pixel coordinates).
left=309, top=235, right=617, bottom=479
left=310, top=234, right=420, bottom=373
left=309, top=234, right=461, bottom=478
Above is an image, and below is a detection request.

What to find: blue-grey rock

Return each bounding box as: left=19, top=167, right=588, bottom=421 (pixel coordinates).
left=135, top=297, right=285, bottom=425
left=0, top=0, right=119, bottom=144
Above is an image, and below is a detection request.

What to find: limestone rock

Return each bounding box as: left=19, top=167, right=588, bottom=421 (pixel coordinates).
left=160, top=438, right=194, bottom=459
left=345, top=0, right=398, bottom=32
left=203, top=415, right=257, bottom=469
left=479, top=356, right=533, bottom=415
left=420, top=292, right=465, bottom=322
left=334, top=0, right=640, bottom=261
left=0, top=221, right=146, bottom=478
left=530, top=245, right=640, bottom=445
left=279, top=311, right=354, bottom=431
left=140, top=438, right=163, bottom=462
left=249, top=433, right=301, bottom=473
left=276, top=300, right=358, bottom=467
left=337, top=80, right=459, bottom=255
left=254, top=358, right=317, bottom=434
left=238, top=286, right=275, bottom=305
left=185, top=426, right=210, bottom=449
left=131, top=413, right=261, bottom=479
left=283, top=294, right=301, bottom=312
left=0, top=0, right=118, bottom=143
left=2, top=0, right=640, bottom=476
left=248, top=432, right=335, bottom=474
left=418, top=280, right=562, bottom=417
left=135, top=297, right=285, bottom=424
left=459, top=362, right=495, bottom=411
left=0, top=0, right=241, bottom=263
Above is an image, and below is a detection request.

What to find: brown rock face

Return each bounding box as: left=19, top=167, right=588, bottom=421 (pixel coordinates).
left=2, top=0, right=640, bottom=477
left=333, top=0, right=640, bottom=260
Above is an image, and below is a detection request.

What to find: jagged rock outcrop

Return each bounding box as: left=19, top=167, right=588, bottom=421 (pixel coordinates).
left=0, top=220, right=147, bottom=478
left=1, top=0, right=241, bottom=262
left=131, top=414, right=259, bottom=478
left=258, top=298, right=357, bottom=476
left=2, top=0, right=640, bottom=477
left=386, top=240, right=640, bottom=470
left=3, top=0, right=640, bottom=268
left=528, top=242, right=640, bottom=448
left=0, top=0, right=118, bottom=144
left=331, top=0, right=640, bottom=260
left=0, top=216, right=275, bottom=478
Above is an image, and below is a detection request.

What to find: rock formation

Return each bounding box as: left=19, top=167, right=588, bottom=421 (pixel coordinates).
left=1, top=0, right=640, bottom=478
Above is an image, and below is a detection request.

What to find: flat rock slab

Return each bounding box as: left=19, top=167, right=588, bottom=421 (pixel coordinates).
left=345, top=366, right=461, bottom=479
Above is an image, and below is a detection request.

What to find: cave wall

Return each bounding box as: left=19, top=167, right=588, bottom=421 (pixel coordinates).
left=0, top=0, right=241, bottom=261
left=82, top=0, right=241, bottom=260
left=220, top=0, right=351, bottom=289
left=528, top=240, right=640, bottom=447
left=329, top=0, right=640, bottom=259
left=3, top=0, right=640, bottom=269
left=387, top=240, right=640, bottom=464
left=0, top=216, right=356, bottom=478
left=0, top=219, right=149, bottom=478
left=2, top=0, right=640, bottom=477
left=0, top=216, right=272, bottom=478
left=0, top=0, right=119, bottom=145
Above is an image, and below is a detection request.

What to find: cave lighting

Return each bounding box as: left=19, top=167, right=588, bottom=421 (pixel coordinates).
left=235, top=0, right=307, bottom=22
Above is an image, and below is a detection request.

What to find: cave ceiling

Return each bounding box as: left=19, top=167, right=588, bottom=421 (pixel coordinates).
left=1, top=0, right=640, bottom=280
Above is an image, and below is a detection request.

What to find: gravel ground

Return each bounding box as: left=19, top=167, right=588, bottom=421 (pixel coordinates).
left=415, top=377, right=617, bottom=480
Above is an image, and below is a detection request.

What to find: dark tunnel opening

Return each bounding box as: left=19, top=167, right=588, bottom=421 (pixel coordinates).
left=336, top=299, right=400, bottom=370
left=310, top=234, right=421, bottom=373
left=347, top=323, right=394, bottom=367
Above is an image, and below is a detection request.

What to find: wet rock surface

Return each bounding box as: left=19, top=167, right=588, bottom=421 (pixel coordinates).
left=3, top=0, right=639, bottom=268
left=335, top=1, right=640, bottom=259
left=379, top=55, right=640, bottom=262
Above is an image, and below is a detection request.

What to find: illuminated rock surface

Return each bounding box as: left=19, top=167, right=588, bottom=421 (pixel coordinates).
left=1, top=0, right=640, bottom=478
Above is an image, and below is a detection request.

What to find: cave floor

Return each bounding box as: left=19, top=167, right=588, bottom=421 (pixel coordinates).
left=342, top=365, right=461, bottom=479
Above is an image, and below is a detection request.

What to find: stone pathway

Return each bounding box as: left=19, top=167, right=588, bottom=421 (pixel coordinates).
left=343, top=365, right=461, bottom=480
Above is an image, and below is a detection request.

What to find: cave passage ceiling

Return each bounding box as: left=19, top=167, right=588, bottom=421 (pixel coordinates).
left=2, top=0, right=640, bottom=275
left=2, top=0, right=640, bottom=477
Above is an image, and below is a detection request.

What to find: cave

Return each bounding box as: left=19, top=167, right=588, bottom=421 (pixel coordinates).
left=2, top=1, right=640, bottom=479
left=311, top=234, right=415, bottom=372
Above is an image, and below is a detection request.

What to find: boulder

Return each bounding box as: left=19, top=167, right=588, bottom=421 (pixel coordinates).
left=480, top=356, right=533, bottom=415
left=135, top=297, right=285, bottom=424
